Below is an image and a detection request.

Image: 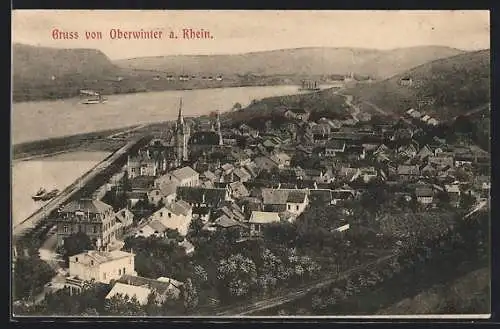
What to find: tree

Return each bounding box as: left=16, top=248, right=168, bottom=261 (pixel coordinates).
left=105, top=293, right=146, bottom=316
left=232, top=102, right=242, bottom=111
left=62, top=232, right=93, bottom=262
left=14, top=255, right=55, bottom=301
left=180, top=278, right=199, bottom=312
left=217, top=254, right=257, bottom=298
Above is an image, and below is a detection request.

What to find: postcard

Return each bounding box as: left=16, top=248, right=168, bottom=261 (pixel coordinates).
left=11, top=10, right=491, bottom=319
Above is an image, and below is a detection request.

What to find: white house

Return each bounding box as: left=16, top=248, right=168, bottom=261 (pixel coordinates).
left=285, top=190, right=309, bottom=217
left=155, top=166, right=200, bottom=188
left=68, top=250, right=137, bottom=284
left=249, top=211, right=281, bottom=237
left=137, top=200, right=193, bottom=237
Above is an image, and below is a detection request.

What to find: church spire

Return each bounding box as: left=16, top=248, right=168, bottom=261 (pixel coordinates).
left=177, top=98, right=184, bottom=125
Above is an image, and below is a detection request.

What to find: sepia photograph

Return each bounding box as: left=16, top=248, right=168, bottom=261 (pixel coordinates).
left=11, top=10, right=491, bottom=319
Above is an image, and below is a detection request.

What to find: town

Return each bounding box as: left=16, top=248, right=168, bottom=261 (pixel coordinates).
left=13, top=85, right=490, bottom=316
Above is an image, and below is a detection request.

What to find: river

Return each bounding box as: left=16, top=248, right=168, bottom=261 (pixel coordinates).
left=12, top=85, right=331, bottom=226
left=11, top=151, right=111, bottom=227
left=12, top=85, right=331, bottom=145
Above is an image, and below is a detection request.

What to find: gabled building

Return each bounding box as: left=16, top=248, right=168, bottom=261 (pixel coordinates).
left=249, top=211, right=281, bottom=237
left=55, top=198, right=120, bottom=250
left=68, top=250, right=137, bottom=284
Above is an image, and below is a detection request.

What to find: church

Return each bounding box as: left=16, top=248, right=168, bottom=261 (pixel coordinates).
left=128, top=98, right=224, bottom=175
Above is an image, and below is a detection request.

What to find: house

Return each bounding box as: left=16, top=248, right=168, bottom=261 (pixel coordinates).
left=325, top=140, right=346, bottom=157
left=105, top=282, right=151, bottom=305
left=285, top=190, right=309, bottom=216
left=400, top=77, right=413, bottom=86
left=309, top=189, right=333, bottom=205
left=428, top=155, right=454, bottom=168
left=331, top=185, right=356, bottom=205
left=254, top=156, right=279, bottom=172
left=397, top=165, right=420, bottom=181
left=233, top=167, right=252, bottom=183
left=157, top=166, right=200, bottom=187
left=229, top=181, right=250, bottom=199
left=115, top=208, right=134, bottom=228
left=358, top=167, right=378, bottom=183
left=130, top=176, right=156, bottom=193
left=136, top=220, right=168, bottom=238
left=126, top=191, right=148, bottom=208
left=416, top=145, right=434, bottom=160
left=55, top=198, right=120, bottom=250
left=285, top=108, right=310, bottom=121
left=176, top=186, right=229, bottom=208
left=115, top=274, right=184, bottom=302
left=397, top=144, right=418, bottom=159
left=312, top=123, right=332, bottom=141
left=147, top=182, right=177, bottom=207
left=444, top=184, right=461, bottom=205
left=249, top=211, right=281, bottom=237
left=204, top=214, right=249, bottom=234
left=270, top=152, right=292, bottom=169
left=262, top=188, right=289, bottom=212
left=415, top=187, right=434, bottom=205
left=142, top=200, right=193, bottom=236
left=68, top=250, right=137, bottom=284
left=421, top=114, right=431, bottom=123
left=127, top=151, right=160, bottom=179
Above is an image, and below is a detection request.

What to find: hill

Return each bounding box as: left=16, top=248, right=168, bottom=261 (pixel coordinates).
left=12, top=43, right=123, bottom=101
left=348, top=49, right=490, bottom=120
left=114, top=46, right=465, bottom=80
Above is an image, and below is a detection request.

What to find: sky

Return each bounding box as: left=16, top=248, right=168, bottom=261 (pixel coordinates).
left=12, top=10, right=490, bottom=60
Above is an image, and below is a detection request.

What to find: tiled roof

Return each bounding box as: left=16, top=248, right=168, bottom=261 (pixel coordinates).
left=60, top=198, right=113, bottom=214
left=287, top=190, right=307, bottom=203
left=70, top=250, right=133, bottom=266
left=166, top=200, right=192, bottom=216
left=171, top=166, right=198, bottom=181
left=177, top=187, right=227, bottom=206
left=262, top=189, right=289, bottom=205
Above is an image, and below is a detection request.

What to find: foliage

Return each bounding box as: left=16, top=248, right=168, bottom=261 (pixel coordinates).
left=13, top=255, right=55, bottom=301
left=180, top=278, right=199, bottom=312
left=216, top=254, right=257, bottom=298
left=105, top=293, right=146, bottom=316
left=62, top=232, right=93, bottom=263
left=124, top=236, right=193, bottom=281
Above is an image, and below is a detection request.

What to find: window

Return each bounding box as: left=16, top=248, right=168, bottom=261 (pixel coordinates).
left=75, top=257, right=79, bottom=262
left=296, top=205, right=299, bottom=211
left=63, top=225, right=69, bottom=233
left=123, top=267, right=126, bottom=274
left=168, top=213, right=172, bottom=218
left=118, top=269, right=122, bottom=275
left=160, top=212, right=163, bottom=217
left=93, top=226, right=98, bottom=233
left=287, top=205, right=291, bottom=210
left=156, top=191, right=159, bottom=196
left=90, top=260, right=94, bottom=266
left=103, top=273, right=107, bottom=280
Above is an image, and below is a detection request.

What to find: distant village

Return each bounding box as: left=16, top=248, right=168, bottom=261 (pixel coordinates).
left=15, top=92, right=490, bottom=315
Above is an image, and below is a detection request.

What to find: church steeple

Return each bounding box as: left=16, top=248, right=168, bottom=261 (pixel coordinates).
left=177, top=98, right=184, bottom=126
left=216, top=110, right=223, bottom=146
left=174, top=97, right=189, bottom=166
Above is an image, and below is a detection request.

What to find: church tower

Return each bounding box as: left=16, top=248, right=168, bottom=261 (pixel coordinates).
left=216, top=111, right=223, bottom=146
left=174, top=98, right=190, bottom=165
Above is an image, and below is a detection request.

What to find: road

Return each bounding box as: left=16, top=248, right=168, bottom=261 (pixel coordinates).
left=213, top=254, right=396, bottom=316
